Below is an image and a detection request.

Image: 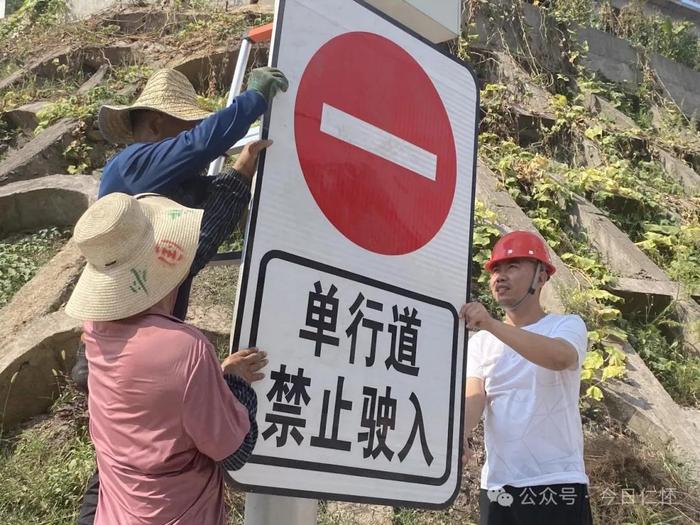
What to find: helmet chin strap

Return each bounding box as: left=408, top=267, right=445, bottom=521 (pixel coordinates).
left=501, top=262, right=541, bottom=311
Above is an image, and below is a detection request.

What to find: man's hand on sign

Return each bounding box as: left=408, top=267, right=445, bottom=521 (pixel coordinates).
left=221, top=347, right=268, bottom=383
left=234, top=139, right=273, bottom=180
left=247, top=67, right=289, bottom=104
left=460, top=302, right=496, bottom=331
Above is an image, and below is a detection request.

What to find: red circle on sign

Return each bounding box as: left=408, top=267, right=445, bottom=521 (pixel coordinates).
left=294, top=32, right=456, bottom=256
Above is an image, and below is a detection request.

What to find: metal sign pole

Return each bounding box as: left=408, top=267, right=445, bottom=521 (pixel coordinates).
left=243, top=494, right=318, bottom=525
left=206, top=22, right=274, bottom=267
left=207, top=37, right=252, bottom=177
left=207, top=23, right=273, bottom=177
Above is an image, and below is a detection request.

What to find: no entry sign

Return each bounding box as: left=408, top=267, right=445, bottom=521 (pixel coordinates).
left=229, top=0, right=479, bottom=508
left=295, top=32, right=457, bottom=255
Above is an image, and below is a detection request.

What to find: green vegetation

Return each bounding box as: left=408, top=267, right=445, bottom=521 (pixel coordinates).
left=0, top=227, right=71, bottom=308
left=0, top=65, right=150, bottom=173
left=35, top=85, right=130, bottom=133
left=0, top=386, right=94, bottom=525
left=477, top=94, right=700, bottom=406
left=32, top=65, right=153, bottom=174
left=636, top=223, right=700, bottom=297
left=470, top=201, right=505, bottom=318
left=175, top=11, right=273, bottom=44
left=551, top=0, right=700, bottom=71
left=0, top=74, right=91, bottom=116
left=218, top=227, right=245, bottom=254
left=0, top=0, right=67, bottom=42
left=625, top=313, right=700, bottom=407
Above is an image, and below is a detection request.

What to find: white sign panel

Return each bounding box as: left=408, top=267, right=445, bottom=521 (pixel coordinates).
left=230, top=0, right=479, bottom=508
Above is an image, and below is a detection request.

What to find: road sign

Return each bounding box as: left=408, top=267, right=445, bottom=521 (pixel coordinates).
left=295, top=31, right=456, bottom=255
left=230, top=0, right=478, bottom=509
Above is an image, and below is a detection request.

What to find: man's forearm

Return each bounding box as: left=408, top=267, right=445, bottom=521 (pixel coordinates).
left=193, top=90, right=267, bottom=160
left=484, top=319, right=577, bottom=371
left=465, top=391, right=485, bottom=437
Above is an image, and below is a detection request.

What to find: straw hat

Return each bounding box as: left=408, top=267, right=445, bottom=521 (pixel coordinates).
left=66, top=193, right=203, bottom=322
left=98, top=68, right=212, bottom=144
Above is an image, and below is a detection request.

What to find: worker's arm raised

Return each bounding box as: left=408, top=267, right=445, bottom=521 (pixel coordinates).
left=460, top=302, right=579, bottom=371
left=113, top=67, right=288, bottom=196
left=187, top=139, right=272, bottom=278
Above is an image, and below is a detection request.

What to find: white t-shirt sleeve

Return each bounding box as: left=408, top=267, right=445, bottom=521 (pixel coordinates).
left=553, top=315, right=588, bottom=367
left=466, top=331, right=486, bottom=379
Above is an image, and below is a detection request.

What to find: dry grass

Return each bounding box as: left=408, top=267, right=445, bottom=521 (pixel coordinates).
left=585, top=421, right=700, bottom=524
left=190, top=263, right=240, bottom=309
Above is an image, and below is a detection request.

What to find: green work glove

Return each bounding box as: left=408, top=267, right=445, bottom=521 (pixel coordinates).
left=247, top=67, right=289, bottom=104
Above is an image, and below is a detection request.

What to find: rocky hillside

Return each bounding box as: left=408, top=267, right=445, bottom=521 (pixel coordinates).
left=0, top=0, right=699, bottom=523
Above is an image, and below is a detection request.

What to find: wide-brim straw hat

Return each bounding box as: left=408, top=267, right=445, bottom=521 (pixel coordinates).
left=98, top=68, right=212, bottom=144
left=66, top=193, right=203, bottom=322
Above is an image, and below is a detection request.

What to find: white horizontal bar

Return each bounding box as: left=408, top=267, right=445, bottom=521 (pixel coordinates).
left=320, top=103, right=438, bottom=181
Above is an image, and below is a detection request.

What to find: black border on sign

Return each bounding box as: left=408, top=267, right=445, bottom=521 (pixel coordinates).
left=245, top=249, right=458, bottom=484
left=228, top=0, right=481, bottom=510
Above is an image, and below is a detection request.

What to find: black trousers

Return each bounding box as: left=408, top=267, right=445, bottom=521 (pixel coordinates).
left=76, top=471, right=100, bottom=525
left=479, top=483, right=593, bottom=525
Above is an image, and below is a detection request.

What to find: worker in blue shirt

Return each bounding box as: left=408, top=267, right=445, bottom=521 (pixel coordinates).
left=97, top=66, right=287, bottom=204
left=96, top=65, right=287, bottom=319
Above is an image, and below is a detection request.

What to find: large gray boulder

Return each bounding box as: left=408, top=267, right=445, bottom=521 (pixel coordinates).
left=0, top=310, right=82, bottom=429
left=650, top=53, right=700, bottom=121
left=0, top=174, right=98, bottom=236
left=654, top=148, right=700, bottom=196
left=0, top=119, right=78, bottom=186
left=577, top=27, right=642, bottom=90
left=0, top=241, right=85, bottom=342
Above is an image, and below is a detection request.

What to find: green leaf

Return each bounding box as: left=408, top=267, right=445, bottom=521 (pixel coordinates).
left=586, top=385, right=604, bottom=401
left=604, top=327, right=628, bottom=342
left=584, top=126, right=604, bottom=140
left=587, top=289, right=619, bottom=302
left=602, top=365, right=626, bottom=380
left=598, top=307, right=621, bottom=321
left=588, top=330, right=603, bottom=343
left=583, top=351, right=604, bottom=370
left=605, top=346, right=627, bottom=366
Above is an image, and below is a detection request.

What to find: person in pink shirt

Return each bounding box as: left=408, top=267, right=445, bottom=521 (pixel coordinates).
left=66, top=192, right=264, bottom=524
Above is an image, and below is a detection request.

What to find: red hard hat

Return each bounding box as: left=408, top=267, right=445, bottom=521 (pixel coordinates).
left=484, top=231, right=556, bottom=276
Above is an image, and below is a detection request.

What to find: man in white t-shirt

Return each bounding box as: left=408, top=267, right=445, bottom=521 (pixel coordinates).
left=460, top=230, right=593, bottom=525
